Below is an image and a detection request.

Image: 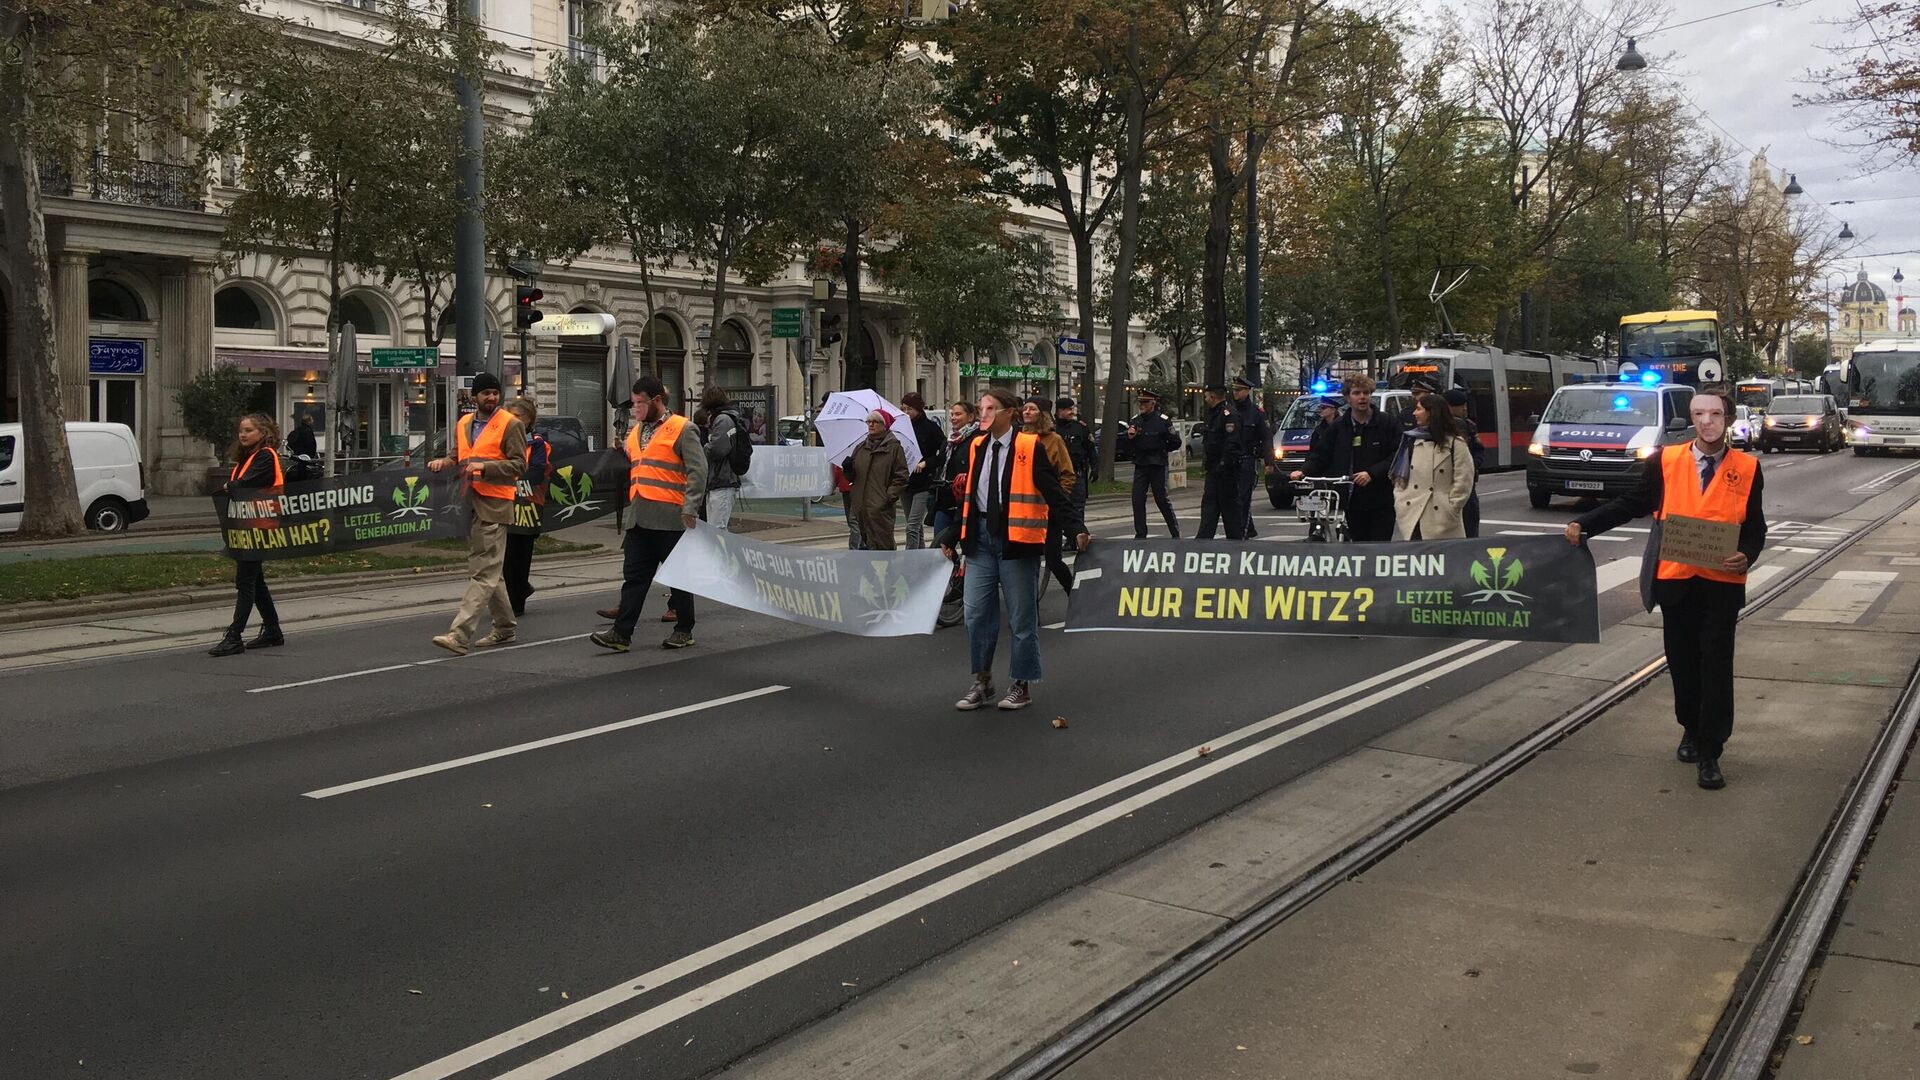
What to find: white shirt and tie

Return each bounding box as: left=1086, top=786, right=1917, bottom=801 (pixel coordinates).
left=974, top=428, right=1015, bottom=516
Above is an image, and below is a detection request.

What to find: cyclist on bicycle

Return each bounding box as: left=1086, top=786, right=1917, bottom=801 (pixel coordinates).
left=1291, top=376, right=1399, bottom=541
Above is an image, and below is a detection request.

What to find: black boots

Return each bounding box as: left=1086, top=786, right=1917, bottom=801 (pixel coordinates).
left=244, top=628, right=285, bottom=650
left=208, top=632, right=245, bottom=657
left=1676, top=735, right=1700, bottom=764
left=1697, top=759, right=1726, bottom=790
left=212, top=627, right=283, bottom=655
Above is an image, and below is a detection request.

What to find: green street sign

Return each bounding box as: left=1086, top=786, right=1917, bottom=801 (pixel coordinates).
left=371, top=347, right=438, bottom=369
left=772, top=307, right=804, bottom=339
left=960, top=363, right=1055, bottom=379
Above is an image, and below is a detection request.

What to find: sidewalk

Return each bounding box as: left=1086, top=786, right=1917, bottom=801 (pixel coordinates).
left=1055, top=505, right=1920, bottom=1078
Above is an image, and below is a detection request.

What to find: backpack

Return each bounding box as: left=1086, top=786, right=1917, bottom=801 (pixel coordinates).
left=724, top=410, right=754, bottom=475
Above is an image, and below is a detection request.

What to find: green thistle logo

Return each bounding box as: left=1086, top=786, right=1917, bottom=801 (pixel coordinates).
left=1466, top=546, right=1530, bottom=605
left=855, top=559, right=913, bottom=627
left=547, top=465, right=605, bottom=521
left=388, top=476, right=431, bottom=519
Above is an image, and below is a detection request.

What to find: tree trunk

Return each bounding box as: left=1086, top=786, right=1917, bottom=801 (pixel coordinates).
left=1202, top=132, right=1237, bottom=388
left=704, top=231, right=733, bottom=389
left=842, top=216, right=866, bottom=393
left=1378, top=227, right=1401, bottom=355
left=1099, top=73, right=1148, bottom=480
left=1068, top=214, right=1100, bottom=422
left=0, top=34, right=85, bottom=537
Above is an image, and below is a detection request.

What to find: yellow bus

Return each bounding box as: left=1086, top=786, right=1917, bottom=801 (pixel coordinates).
left=1618, top=309, right=1719, bottom=386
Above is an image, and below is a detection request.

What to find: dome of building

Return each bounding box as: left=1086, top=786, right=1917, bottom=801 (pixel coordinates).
left=1843, top=268, right=1886, bottom=305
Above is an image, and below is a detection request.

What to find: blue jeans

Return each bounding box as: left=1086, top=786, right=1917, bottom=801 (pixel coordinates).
left=964, top=531, right=1042, bottom=682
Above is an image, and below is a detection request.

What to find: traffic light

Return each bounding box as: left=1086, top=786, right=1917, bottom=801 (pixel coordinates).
left=515, top=285, right=544, bottom=331
left=820, top=312, right=843, bottom=348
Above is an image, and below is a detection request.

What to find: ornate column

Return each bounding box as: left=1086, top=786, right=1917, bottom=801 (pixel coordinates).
left=152, top=259, right=217, bottom=494
left=54, top=250, right=94, bottom=422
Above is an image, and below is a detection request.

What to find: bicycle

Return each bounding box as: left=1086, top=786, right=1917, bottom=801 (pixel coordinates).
left=1292, top=476, right=1354, bottom=543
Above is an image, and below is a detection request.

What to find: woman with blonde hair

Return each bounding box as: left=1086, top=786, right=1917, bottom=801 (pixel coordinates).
left=210, top=413, right=286, bottom=656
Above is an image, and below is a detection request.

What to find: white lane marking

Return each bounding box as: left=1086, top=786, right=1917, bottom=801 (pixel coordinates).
left=249, top=634, right=594, bottom=693
left=1482, top=518, right=1649, bottom=534
left=1746, top=565, right=1784, bottom=593
left=485, top=641, right=1517, bottom=1080
left=1776, top=569, right=1899, bottom=624
left=301, top=685, right=790, bottom=799
left=1043, top=621, right=1066, bottom=630
left=1850, top=460, right=1920, bottom=493
left=386, top=639, right=1492, bottom=1080
left=1595, top=557, right=1642, bottom=594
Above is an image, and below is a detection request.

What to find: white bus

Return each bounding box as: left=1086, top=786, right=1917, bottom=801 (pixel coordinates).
left=1841, top=340, right=1920, bottom=455
left=1384, top=345, right=1613, bottom=470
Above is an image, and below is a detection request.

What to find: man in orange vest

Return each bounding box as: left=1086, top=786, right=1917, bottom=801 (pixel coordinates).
left=592, top=374, right=708, bottom=652
left=428, top=372, right=526, bottom=655
left=940, top=387, right=1090, bottom=712
left=1567, top=386, right=1767, bottom=789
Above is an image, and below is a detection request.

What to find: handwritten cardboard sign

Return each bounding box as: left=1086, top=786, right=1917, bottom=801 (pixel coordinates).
left=1660, top=514, right=1740, bottom=570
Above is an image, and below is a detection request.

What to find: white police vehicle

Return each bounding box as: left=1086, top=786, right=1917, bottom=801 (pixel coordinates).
left=1525, top=379, right=1697, bottom=509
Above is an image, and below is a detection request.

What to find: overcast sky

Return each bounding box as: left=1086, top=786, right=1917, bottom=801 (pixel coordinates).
left=1634, top=0, right=1919, bottom=296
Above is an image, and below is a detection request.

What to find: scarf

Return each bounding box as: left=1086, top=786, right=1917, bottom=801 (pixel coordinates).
left=1390, top=427, right=1433, bottom=486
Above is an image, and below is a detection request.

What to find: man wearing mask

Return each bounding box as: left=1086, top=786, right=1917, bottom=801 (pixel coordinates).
left=428, top=372, right=525, bottom=654
left=1443, top=388, right=1485, bottom=537
left=1229, top=375, right=1270, bottom=539
left=1195, top=385, right=1241, bottom=540
left=592, top=375, right=708, bottom=653
left=1127, top=388, right=1182, bottom=539
left=1294, top=376, right=1398, bottom=541
left=1567, top=387, right=1766, bottom=790
left=941, top=388, right=1090, bottom=712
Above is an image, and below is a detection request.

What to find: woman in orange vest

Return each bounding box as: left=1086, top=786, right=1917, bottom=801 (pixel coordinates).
left=1568, top=386, right=1768, bottom=789
left=1020, top=396, right=1079, bottom=595
left=210, top=413, right=286, bottom=657
left=938, top=387, right=1090, bottom=713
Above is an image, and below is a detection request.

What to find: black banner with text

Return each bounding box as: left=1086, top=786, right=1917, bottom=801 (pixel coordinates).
left=215, top=450, right=629, bottom=559
left=1066, top=535, right=1599, bottom=643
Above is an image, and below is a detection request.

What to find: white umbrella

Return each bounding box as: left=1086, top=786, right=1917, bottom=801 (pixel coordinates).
left=815, top=389, right=923, bottom=471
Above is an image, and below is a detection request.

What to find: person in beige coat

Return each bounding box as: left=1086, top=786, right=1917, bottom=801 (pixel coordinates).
left=1392, top=393, right=1476, bottom=540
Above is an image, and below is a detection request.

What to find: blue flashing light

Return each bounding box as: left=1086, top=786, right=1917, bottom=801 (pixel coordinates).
left=1612, top=394, right=1633, bottom=411
left=1639, top=370, right=1661, bottom=386
left=1311, top=379, right=1330, bottom=394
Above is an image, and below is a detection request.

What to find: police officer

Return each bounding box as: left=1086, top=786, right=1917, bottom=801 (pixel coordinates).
left=1054, top=396, right=1097, bottom=532
left=1195, top=385, right=1239, bottom=540
left=1566, top=386, right=1766, bottom=790
left=1443, top=388, right=1484, bottom=537
left=1229, top=375, right=1269, bottom=539
left=1128, top=388, right=1182, bottom=538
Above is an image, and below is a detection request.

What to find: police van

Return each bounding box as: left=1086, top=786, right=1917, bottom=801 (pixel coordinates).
left=1525, top=381, right=1696, bottom=509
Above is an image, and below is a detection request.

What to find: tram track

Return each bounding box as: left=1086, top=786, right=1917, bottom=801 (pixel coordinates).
left=1001, top=484, right=1920, bottom=1080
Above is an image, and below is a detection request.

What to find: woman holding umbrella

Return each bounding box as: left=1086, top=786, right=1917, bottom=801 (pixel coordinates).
left=841, top=409, right=909, bottom=549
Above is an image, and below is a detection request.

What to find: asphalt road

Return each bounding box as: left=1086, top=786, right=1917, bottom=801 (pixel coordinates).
left=0, top=446, right=1900, bottom=1080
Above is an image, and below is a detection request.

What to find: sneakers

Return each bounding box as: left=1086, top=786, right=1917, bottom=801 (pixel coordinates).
left=997, top=681, right=1033, bottom=711
left=474, top=629, right=516, bottom=648
left=431, top=634, right=468, bottom=656
left=590, top=629, right=631, bottom=652
left=955, top=678, right=995, bottom=711
left=662, top=629, right=696, bottom=649
left=208, top=633, right=245, bottom=658
left=244, top=628, right=285, bottom=650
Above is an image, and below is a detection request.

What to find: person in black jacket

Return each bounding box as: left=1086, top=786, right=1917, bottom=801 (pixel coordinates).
left=502, top=397, right=548, bottom=616
left=1295, top=377, right=1400, bottom=541
left=1127, top=388, right=1182, bottom=538
left=1567, top=387, right=1766, bottom=790
left=287, top=412, right=317, bottom=459
left=1443, top=388, right=1485, bottom=537
left=1229, top=375, right=1270, bottom=539
left=1195, top=386, right=1239, bottom=540
left=900, top=392, right=947, bottom=550
left=210, top=413, right=286, bottom=657
left=1054, top=396, right=1096, bottom=528
left=939, top=388, right=1089, bottom=713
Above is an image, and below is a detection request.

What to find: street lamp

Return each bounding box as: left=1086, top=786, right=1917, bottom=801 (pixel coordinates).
left=1784, top=173, right=1804, bottom=197
left=1616, top=37, right=1647, bottom=71
left=1840, top=222, right=1855, bottom=240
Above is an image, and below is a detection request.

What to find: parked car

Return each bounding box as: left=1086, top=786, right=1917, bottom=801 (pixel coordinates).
left=1758, top=394, right=1846, bottom=453
left=374, top=415, right=591, bottom=472
left=0, top=422, right=151, bottom=533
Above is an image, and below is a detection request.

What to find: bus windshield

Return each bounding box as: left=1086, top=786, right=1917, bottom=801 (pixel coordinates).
left=1543, top=387, right=1659, bottom=426
left=1622, top=319, right=1718, bottom=361
left=1847, top=351, right=1920, bottom=412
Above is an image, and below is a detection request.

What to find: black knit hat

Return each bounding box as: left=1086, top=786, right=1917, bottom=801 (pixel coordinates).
left=471, top=372, right=503, bottom=394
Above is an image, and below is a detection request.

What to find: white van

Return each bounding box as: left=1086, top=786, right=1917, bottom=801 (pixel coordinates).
left=0, top=422, right=151, bottom=533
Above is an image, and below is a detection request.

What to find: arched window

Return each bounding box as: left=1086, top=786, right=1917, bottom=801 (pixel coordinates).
left=715, top=319, right=753, bottom=388
left=436, top=304, right=461, bottom=340
left=88, top=279, right=147, bottom=322
left=643, top=314, right=683, bottom=351
left=844, top=326, right=881, bottom=391
left=214, top=286, right=274, bottom=330
left=338, top=293, right=389, bottom=336
left=638, top=315, right=686, bottom=409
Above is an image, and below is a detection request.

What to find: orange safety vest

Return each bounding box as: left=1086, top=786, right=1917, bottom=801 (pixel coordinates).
left=1655, top=443, right=1753, bottom=585
left=455, top=409, right=517, bottom=501
left=959, top=431, right=1050, bottom=546
left=230, top=446, right=284, bottom=489
left=626, top=414, right=691, bottom=506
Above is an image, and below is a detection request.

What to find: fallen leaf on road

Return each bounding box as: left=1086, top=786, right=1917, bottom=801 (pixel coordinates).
left=684, top=1038, right=695, bottom=1047
left=561, top=991, right=569, bottom=1000
left=1197, top=745, right=1212, bottom=757
left=407, top=989, right=423, bottom=995
left=824, top=746, right=833, bottom=751
left=1235, top=1046, right=1248, bottom=1052
left=841, top=981, right=857, bottom=987
left=1796, top=1035, right=1814, bottom=1045
left=482, top=803, right=493, bottom=808
left=1052, top=716, right=1068, bottom=729
left=538, top=987, right=549, bottom=992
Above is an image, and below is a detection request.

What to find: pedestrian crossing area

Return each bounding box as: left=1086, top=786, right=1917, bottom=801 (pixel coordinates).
left=1849, top=460, right=1920, bottom=494
left=1767, top=520, right=1853, bottom=554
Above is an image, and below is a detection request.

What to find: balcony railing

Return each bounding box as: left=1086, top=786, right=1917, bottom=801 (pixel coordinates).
left=37, top=161, right=73, bottom=196
left=88, top=152, right=205, bottom=212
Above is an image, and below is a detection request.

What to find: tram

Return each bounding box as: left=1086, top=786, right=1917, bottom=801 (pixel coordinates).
left=1382, top=345, right=1613, bottom=470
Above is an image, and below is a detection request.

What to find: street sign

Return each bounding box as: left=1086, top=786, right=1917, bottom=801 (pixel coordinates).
left=960, top=363, right=1055, bottom=379
left=523, top=312, right=616, bottom=337
left=1057, top=336, right=1087, bottom=357
left=772, top=307, right=804, bottom=339
left=370, top=346, right=438, bottom=369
